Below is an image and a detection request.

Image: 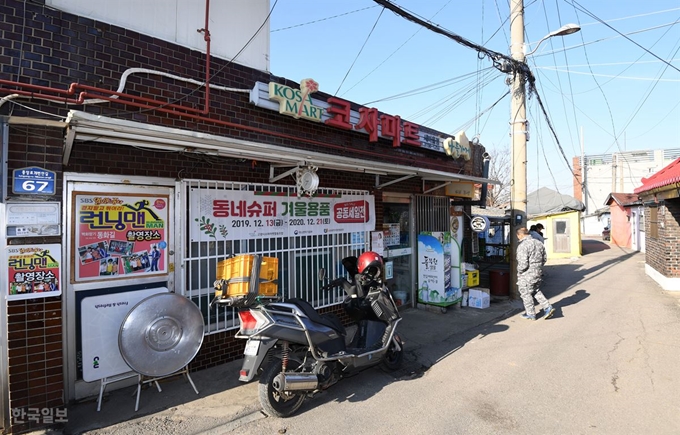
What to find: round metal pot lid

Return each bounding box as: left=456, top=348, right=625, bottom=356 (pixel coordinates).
left=119, top=293, right=205, bottom=377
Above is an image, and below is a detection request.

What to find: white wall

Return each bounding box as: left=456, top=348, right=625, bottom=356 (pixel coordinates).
left=582, top=149, right=680, bottom=215
left=46, top=0, right=270, bottom=71
left=581, top=213, right=609, bottom=236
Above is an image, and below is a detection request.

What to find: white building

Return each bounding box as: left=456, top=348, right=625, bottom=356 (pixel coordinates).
left=573, top=148, right=680, bottom=216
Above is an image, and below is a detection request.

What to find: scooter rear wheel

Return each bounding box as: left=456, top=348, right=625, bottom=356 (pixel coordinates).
left=258, top=359, right=306, bottom=418
left=381, top=335, right=404, bottom=371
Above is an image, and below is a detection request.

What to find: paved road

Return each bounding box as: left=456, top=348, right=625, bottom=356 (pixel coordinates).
left=61, top=241, right=680, bottom=435
left=220, top=243, right=680, bottom=434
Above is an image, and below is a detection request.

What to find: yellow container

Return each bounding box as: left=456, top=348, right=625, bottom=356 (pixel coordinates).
left=466, top=270, right=480, bottom=287
left=216, top=254, right=279, bottom=297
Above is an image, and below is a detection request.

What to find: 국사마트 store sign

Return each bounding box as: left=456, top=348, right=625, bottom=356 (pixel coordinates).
left=250, top=79, right=471, bottom=159
left=190, top=190, right=375, bottom=241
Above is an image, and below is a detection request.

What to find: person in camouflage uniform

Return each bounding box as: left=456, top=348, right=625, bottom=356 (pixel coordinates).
left=516, top=227, right=555, bottom=320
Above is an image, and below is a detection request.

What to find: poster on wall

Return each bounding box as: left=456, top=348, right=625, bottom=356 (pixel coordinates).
left=190, top=190, right=375, bottom=241
left=74, top=193, right=169, bottom=282
left=450, top=215, right=463, bottom=244
left=6, top=243, right=62, bottom=300
left=371, top=231, right=384, bottom=256
left=417, top=232, right=462, bottom=307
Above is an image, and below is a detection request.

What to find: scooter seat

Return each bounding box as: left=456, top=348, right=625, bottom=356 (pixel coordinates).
left=287, top=298, right=345, bottom=335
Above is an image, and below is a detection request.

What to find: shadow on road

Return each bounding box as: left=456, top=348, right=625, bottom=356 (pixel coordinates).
left=582, top=239, right=611, bottom=254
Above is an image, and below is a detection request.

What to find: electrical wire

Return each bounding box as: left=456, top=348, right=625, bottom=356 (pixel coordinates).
left=411, top=69, right=502, bottom=125
left=536, top=68, right=680, bottom=81
left=450, top=89, right=510, bottom=136
left=565, top=1, right=622, bottom=170
left=271, top=5, right=379, bottom=32
left=6, top=99, right=66, bottom=119
left=544, top=0, right=578, bottom=159
left=488, top=0, right=510, bottom=46
left=534, top=20, right=680, bottom=58
left=407, top=69, right=499, bottom=120
left=569, top=1, right=680, bottom=74
left=340, top=0, right=455, bottom=97
left=475, top=1, right=486, bottom=136
left=362, top=68, right=495, bottom=105
left=334, top=8, right=385, bottom=96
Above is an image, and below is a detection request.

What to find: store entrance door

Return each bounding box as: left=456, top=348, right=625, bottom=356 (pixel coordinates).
left=64, top=175, right=176, bottom=401
left=382, top=193, right=415, bottom=307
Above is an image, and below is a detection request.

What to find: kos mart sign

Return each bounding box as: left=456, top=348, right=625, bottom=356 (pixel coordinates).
left=268, top=78, right=324, bottom=122
left=251, top=78, right=470, bottom=159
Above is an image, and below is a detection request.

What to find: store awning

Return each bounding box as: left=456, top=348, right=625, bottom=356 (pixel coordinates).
left=64, top=110, right=498, bottom=187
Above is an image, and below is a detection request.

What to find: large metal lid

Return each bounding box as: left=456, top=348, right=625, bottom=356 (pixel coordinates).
left=118, top=293, right=205, bottom=377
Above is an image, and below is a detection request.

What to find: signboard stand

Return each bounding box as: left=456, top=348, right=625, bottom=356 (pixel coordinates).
left=96, top=372, right=139, bottom=412
left=96, top=365, right=199, bottom=412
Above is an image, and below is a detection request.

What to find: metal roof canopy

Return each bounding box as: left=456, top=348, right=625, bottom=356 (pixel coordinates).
left=64, top=111, right=498, bottom=189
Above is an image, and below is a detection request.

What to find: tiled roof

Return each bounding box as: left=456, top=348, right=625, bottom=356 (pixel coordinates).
left=634, top=157, right=680, bottom=194
left=604, top=193, right=641, bottom=207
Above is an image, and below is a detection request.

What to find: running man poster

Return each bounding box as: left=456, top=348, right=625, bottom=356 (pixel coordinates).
left=74, top=193, right=168, bottom=282
left=6, top=244, right=62, bottom=300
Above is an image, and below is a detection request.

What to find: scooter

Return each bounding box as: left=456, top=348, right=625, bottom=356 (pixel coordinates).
left=214, top=251, right=404, bottom=417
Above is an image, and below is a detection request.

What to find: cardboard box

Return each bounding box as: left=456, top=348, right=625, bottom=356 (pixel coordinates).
left=468, top=292, right=490, bottom=309
left=468, top=288, right=489, bottom=300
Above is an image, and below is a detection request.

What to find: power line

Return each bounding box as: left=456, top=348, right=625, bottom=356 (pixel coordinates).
left=371, top=0, right=525, bottom=73
left=362, top=68, right=495, bottom=105
left=340, top=0, right=455, bottom=97
left=271, top=6, right=379, bottom=32
left=333, top=8, right=385, bottom=96
left=570, top=1, right=680, bottom=73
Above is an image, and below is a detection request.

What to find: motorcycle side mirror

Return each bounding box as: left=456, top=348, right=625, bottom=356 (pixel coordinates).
left=318, top=268, right=326, bottom=281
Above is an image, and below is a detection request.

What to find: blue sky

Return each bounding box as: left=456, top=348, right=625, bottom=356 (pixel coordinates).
left=268, top=0, right=680, bottom=195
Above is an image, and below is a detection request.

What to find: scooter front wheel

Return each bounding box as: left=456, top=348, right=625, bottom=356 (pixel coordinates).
left=258, top=359, right=306, bottom=418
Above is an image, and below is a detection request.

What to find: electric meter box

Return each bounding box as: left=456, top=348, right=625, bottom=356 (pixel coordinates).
left=5, top=201, right=62, bottom=238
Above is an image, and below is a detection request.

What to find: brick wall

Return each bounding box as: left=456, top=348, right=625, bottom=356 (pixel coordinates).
left=7, top=297, right=64, bottom=434
left=663, top=199, right=680, bottom=277
left=643, top=199, right=680, bottom=278
left=0, top=0, right=476, bottom=176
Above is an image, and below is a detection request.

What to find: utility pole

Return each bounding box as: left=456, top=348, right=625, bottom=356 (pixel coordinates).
left=508, top=0, right=526, bottom=298
left=506, top=2, right=580, bottom=297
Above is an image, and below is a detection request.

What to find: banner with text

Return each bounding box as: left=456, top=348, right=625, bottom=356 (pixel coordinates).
left=6, top=243, right=62, bottom=301
left=190, top=190, right=375, bottom=241
left=74, top=193, right=169, bottom=282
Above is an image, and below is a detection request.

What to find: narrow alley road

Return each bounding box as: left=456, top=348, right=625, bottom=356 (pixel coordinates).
left=224, top=242, right=680, bottom=434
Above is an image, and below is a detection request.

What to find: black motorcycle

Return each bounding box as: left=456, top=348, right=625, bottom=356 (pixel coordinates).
left=213, top=251, right=404, bottom=417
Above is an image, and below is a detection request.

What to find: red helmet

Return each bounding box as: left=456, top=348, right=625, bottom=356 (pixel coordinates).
left=357, top=251, right=383, bottom=280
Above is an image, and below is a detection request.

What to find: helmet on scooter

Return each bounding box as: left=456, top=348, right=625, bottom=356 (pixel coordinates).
left=357, top=251, right=383, bottom=280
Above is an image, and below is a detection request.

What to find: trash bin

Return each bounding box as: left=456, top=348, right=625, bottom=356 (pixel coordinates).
left=489, top=270, right=509, bottom=296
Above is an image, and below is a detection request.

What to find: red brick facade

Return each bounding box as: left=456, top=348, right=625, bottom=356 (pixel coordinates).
left=643, top=200, right=680, bottom=278
left=1, top=1, right=484, bottom=432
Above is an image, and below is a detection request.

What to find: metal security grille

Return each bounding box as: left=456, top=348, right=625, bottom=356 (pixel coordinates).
left=179, top=179, right=370, bottom=334
left=415, top=195, right=450, bottom=233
